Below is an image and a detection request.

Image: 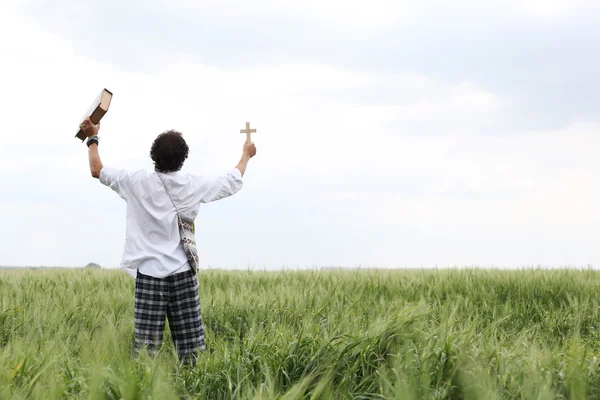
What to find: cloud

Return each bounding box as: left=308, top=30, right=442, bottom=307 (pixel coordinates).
left=506, top=0, right=599, bottom=18
left=12, top=0, right=600, bottom=135
left=1, top=1, right=599, bottom=269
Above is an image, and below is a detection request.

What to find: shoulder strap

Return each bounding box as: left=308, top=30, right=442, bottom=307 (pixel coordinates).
left=157, top=173, right=181, bottom=216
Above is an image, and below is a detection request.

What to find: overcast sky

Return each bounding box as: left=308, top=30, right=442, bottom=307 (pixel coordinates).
left=1, top=0, right=600, bottom=270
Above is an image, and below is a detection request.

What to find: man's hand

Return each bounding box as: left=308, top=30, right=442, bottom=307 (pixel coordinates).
left=83, top=116, right=103, bottom=178
left=236, top=142, right=257, bottom=177
left=80, top=117, right=100, bottom=138
left=243, top=142, right=257, bottom=159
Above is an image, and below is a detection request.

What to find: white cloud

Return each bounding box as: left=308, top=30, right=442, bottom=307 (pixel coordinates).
left=1, top=1, right=599, bottom=269
left=504, top=0, right=598, bottom=18
left=151, top=0, right=410, bottom=30
left=143, top=0, right=600, bottom=30
left=370, top=121, right=600, bottom=228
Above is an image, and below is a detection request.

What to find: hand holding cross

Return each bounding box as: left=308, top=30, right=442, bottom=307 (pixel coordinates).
left=240, top=122, right=256, bottom=144
left=236, top=122, right=257, bottom=176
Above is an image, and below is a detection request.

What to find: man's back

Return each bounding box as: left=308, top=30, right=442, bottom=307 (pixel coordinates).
left=100, top=167, right=243, bottom=278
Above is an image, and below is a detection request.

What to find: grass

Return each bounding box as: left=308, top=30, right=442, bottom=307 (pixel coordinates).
left=1, top=267, right=600, bottom=399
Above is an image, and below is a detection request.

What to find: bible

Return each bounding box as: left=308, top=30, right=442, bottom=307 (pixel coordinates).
left=75, top=88, right=113, bottom=141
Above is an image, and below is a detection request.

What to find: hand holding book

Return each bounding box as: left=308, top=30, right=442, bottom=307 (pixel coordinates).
left=80, top=117, right=100, bottom=138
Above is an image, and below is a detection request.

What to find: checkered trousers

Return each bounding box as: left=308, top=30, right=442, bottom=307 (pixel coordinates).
left=134, top=269, right=205, bottom=363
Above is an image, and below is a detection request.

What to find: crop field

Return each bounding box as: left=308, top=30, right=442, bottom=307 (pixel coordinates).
left=2, top=268, right=600, bottom=399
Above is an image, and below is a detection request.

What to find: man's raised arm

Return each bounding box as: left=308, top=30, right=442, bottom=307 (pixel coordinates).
left=81, top=117, right=103, bottom=179
left=198, top=141, right=257, bottom=203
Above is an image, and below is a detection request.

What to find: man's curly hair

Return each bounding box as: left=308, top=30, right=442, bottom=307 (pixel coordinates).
left=150, top=130, right=189, bottom=173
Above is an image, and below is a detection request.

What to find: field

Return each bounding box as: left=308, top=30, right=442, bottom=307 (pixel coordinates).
left=2, top=268, right=600, bottom=399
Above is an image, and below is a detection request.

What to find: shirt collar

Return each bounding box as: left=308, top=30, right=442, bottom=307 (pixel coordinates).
left=157, top=170, right=182, bottom=177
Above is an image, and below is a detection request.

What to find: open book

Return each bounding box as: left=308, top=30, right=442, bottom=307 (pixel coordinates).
left=75, top=88, right=113, bottom=141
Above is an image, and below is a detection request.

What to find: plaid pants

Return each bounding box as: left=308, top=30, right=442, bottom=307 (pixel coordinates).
left=134, top=269, right=205, bottom=363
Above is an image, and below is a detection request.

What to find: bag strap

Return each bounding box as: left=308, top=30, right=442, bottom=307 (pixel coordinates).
left=157, top=173, right=183, bottom=220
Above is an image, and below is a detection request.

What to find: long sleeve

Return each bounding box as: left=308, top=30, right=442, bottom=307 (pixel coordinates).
left=197, top=168, right=244, bottom=203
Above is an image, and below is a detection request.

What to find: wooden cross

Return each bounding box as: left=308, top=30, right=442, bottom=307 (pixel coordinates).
left=240, top=122, right=256, bottom=144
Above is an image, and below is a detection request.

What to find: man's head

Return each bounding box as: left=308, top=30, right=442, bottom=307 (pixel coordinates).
left=150, top=130, right=189, bottom=173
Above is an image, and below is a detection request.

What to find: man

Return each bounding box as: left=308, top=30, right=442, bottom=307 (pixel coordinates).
left=80, top=117, right=257, bottom=363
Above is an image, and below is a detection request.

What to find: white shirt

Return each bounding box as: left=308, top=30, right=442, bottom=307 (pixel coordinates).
left=100, top=167, right=243, bottom=278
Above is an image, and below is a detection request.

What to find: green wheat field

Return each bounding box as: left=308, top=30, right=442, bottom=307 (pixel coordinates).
left=2, top=268, right=600, bottom=399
